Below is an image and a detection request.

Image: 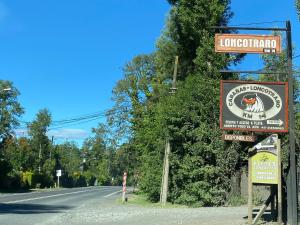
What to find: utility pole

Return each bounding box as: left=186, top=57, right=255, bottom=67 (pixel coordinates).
left=50, top=136, right=54, bottom=160
left=38, top=142, right=42, bottom=173
left=160, top=56, right=179, bottom=205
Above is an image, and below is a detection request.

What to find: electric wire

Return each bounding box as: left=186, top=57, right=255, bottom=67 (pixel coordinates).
left=229, top=21, right=286, bottom=27
left=16, top=110, right=111, bottom=130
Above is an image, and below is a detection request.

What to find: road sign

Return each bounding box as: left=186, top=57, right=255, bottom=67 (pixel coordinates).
left=220, top=80, right=288, bottom=133
left=56, top=170, right=62, bottom=177
left=215, top=34, right=281, bottom=54
left=222, top=134, right=256, bottom=142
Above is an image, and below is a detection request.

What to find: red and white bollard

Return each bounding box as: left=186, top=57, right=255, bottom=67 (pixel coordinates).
left=122, top=172, right=127, bottom=202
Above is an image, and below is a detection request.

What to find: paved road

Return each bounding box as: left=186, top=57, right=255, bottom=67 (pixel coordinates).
left=0, top=186, right=122, bottom=225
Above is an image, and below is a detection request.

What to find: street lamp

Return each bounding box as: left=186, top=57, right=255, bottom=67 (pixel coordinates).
left=2, top=88, right=11, bottom=92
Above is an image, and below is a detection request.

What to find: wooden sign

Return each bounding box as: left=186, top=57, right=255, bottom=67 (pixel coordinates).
left=222, top=134, right=256, bottom=142
left=215, top=34, right=281, bottom=54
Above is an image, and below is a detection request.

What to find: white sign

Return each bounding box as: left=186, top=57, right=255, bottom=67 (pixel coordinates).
left=56, top=170, right=62, bottom=177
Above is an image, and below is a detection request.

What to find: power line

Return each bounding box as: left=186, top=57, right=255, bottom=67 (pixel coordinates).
left=229, top=21, right=286, bottom=27
left=17, top=110, right=109, bottom=130
left=48, top=117, right=103, bottom=130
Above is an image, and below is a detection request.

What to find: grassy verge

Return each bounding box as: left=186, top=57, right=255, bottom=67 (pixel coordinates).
left=117, top=192, right=187, bottom=208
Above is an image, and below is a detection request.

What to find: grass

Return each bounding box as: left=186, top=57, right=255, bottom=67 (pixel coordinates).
left=226, top=194, right=247, bottom=207
left=117, top=192, right=187, bottom=208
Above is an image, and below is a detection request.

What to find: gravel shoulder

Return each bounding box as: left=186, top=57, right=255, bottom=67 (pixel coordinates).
left=41, top=192, right=250, bottom=225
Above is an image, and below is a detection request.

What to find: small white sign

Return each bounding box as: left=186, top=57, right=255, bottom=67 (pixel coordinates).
left=56, top=170, right=62, bottom=177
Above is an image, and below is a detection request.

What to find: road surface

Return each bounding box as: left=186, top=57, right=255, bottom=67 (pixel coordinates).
left=0, top=186, right=121, bottom=225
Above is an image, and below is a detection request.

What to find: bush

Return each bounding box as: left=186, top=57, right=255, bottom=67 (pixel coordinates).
left=21, top=171, right=34, bottom=188
left=31, top=173, right=54, bottom=188
left=82, top=171, right=96, bottom=186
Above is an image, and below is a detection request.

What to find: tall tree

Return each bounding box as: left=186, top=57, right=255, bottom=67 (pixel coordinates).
left=0, top=80, right=24, bottom=187
left=109, top=0, right=243, bottom=205
left=27, top=109, right=52, bottom=174
left=0, top=80, right=24, bottom=143
left=82, top=123, right=111, bottom=185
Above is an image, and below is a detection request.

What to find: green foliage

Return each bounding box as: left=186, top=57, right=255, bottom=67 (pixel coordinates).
left=0, top=80, right=24, bottom=141
left=297, top=0, right=300, bottom=19
left=21, top=171, right=34, bottom=188
left=107, top=0, right=242, bottom=206
left=226, top=194, right=247, bottom=206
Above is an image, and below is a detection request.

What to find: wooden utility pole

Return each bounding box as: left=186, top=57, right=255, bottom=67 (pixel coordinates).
left=160, top=56, right=179, bottom=205
left=38, top=143, right=42, bottom=173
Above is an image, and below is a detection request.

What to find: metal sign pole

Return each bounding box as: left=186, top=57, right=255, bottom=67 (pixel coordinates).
left=286, top=20, right=297, bottom=225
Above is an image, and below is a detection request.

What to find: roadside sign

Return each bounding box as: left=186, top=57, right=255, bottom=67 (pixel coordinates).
left=253, top=134, right=277, bottom=152
left=56, top=170, right=62, bottom=177
left=220, top=80, right=288, bottom=133
left=215, top=34, right=281, bottom=54
left=222, top=134, right=256, bottom=142
left=251, top=134, right=279, bottom=184
left=252, top=151, right=278, bottom=184
left=56, top=170, right=62, bottom=188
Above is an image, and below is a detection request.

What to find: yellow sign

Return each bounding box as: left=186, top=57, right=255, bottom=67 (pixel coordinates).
left=251, top=151, right=278, bottom=184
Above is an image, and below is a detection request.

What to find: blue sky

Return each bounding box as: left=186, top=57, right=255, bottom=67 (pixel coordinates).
left=1, top=0, right=299, bottom=146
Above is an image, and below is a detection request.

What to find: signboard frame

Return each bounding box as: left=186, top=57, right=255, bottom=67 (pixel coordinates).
left=215, top=34, right=282, bottom=54
left=220, top=80, right=289, bottom=133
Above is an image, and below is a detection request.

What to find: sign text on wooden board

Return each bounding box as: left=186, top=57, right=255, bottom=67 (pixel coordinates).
left=215, top=34, right=281, bottom=54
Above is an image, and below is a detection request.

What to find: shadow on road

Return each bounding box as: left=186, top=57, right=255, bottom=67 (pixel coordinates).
left=243, top=209, right=276, bottom=222
left=0, top=203, right=73, bottom=214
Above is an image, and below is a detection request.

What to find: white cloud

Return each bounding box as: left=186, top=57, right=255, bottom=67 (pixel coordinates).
left=14, top=128, right=89, bottom=140
left=47, top=129, right=89, bottom=139
left=14, top=128, right=28, bottom=136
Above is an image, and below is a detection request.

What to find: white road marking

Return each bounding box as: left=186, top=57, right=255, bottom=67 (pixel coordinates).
left=104, top=190, right=122, bottom=198
left=3, top=187, right=114, bottom=204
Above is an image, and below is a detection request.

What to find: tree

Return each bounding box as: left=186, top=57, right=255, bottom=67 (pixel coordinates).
left=107, top=54, right=158, bottom=143
left=55, top=141, right=82, bottom=187
left=82, top=123, right=112, bottom=185
left=0, top=80, right=24, bottom=143
left=0, top=80, right=24, bottom=187
left=297, top=0, right=300, bottom=19
left=107, top=0, right=244, bottom=205
left=27, top=109, right=52, bottom=175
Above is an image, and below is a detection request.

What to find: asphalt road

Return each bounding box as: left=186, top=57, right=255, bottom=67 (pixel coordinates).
left=0, top=186, right=122, bottom=225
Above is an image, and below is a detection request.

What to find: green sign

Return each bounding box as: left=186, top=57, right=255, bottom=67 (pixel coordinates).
left=251, top=151, right=278, bottom=184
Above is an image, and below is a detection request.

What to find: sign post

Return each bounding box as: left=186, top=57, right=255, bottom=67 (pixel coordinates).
left=56, top=170, right=61, bottom=188
left=212, top=21, right=298, bottom=225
